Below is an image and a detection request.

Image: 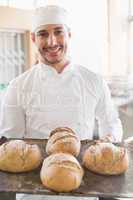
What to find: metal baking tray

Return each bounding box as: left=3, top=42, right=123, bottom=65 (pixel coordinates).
left=0, top=139, right=133, bottom=198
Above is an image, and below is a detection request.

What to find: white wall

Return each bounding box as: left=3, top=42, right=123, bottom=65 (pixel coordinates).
left=0, top=6, right=32, bottom=30
left=108, top=0, right=129, bottom=76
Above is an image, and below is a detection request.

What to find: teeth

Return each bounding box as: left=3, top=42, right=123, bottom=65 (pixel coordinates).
left=48, top=50, right=58, bottom=53
left=47, top=47, right=60, bottom=53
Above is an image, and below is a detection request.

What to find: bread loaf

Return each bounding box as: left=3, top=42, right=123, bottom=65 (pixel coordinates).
left=40, top=152, right=84, bottom=192
left=0, top=140, right=42, bottom=172
left=46, top=127, right=80, bottom=156
left=83, top=142, right=129, bottom=175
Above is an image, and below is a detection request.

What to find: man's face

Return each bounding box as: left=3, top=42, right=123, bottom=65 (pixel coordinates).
left=32, top=24, right=71, bottom=66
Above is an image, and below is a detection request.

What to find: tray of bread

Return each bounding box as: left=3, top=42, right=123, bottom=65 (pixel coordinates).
left=0, top=127, right=132, bottom=198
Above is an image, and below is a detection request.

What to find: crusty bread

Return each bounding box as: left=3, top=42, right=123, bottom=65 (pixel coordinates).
left=46, top=127, right=81, bottom=156
left=83, top=142, right=129, bottom=175
left=0, top=140, right=42, bottom=173
left=40, top=152, right=84, bottom=192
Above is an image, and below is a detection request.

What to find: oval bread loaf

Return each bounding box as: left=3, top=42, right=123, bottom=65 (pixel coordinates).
left=83, top=142, right=129, bottom=175
left=46, top=127, right=81, bottom=156
left=0, top=140, right=42, bottom=172
left=40, top=152, right=84, bottom=192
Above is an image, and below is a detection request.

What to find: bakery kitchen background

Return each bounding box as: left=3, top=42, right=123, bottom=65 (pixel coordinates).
left=1, top=0, right=133, bottom=140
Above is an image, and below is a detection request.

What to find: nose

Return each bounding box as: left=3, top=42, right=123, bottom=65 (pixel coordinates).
left=47, top=33, right=57, bottom=46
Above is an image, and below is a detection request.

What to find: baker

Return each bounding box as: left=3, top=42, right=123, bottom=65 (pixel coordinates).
left=0, top=5, right=123, bottom=200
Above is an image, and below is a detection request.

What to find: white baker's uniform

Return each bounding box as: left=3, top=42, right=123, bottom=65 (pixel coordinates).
left=0, top=62, right=123, bottom=200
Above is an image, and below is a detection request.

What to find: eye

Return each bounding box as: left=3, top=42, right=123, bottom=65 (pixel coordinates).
left=54, top=30, right=64, bottom=36
left=37, top=32, right=49, bottom=38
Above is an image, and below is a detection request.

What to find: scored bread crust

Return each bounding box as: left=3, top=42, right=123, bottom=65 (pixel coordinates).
left=40, top=153, right=84, bottom=192
left=83, top=142, right=129, bottom=175
left=0, top=140, right=43, bottom=173
left=46, top=127, right=81, bottom=156
left=49, top=127, right=76, bottom=137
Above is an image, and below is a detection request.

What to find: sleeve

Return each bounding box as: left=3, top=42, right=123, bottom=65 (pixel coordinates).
left=95, top=79, right=123, bottom=142
left=0, top=81, right=25, bottom=138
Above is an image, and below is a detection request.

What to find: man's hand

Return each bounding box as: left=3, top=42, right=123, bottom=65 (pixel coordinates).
left=96, top=134, right=115, bottom=143
left=102, top=134, right=115, bottom=142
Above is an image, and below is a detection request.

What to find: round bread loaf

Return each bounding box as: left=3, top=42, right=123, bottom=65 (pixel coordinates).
left=40, top=152, right=84, bottom=192
left=46, top=127, right=81, bottom=156
left=83, top=142, right=129, bottom=175
left=0, top=140, right=42, bottom=172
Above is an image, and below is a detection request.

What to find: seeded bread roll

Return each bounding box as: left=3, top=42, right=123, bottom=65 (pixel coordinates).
left=0, top=140, right=42, bottom=173
left=83, top=142, right=129, bottom=175
left=40, top=152, right=84, bottom=192
left=46, top=127, right=81, bottom=156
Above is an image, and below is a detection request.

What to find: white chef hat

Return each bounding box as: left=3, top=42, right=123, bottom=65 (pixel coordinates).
left=32, top=5, right=71, bottom=33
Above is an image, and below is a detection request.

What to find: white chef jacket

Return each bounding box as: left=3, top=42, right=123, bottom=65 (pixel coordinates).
left=0, top=62, right=122, bottom=141
left=0, top=62, right=123, bottom=200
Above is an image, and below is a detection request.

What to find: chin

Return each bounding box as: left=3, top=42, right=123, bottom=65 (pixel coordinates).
left=45, top=58, right=63, bottom=65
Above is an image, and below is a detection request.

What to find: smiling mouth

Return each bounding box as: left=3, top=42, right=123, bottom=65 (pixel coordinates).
left=44, top=45, right=63, bottom=55
left=46, top=49, right=62, bottom=58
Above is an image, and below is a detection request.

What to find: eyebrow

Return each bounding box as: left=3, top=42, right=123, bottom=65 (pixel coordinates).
left=36, top=30, right=47, bottom=34
left=37, top=26, right=64, bottom=34
left=54, top=26, right=64, bottom=30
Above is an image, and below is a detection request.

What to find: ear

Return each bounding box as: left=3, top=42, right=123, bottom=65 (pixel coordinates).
left=68, top=31, right=71, bottom=38
left=31, top=32, right=35, bottom=43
